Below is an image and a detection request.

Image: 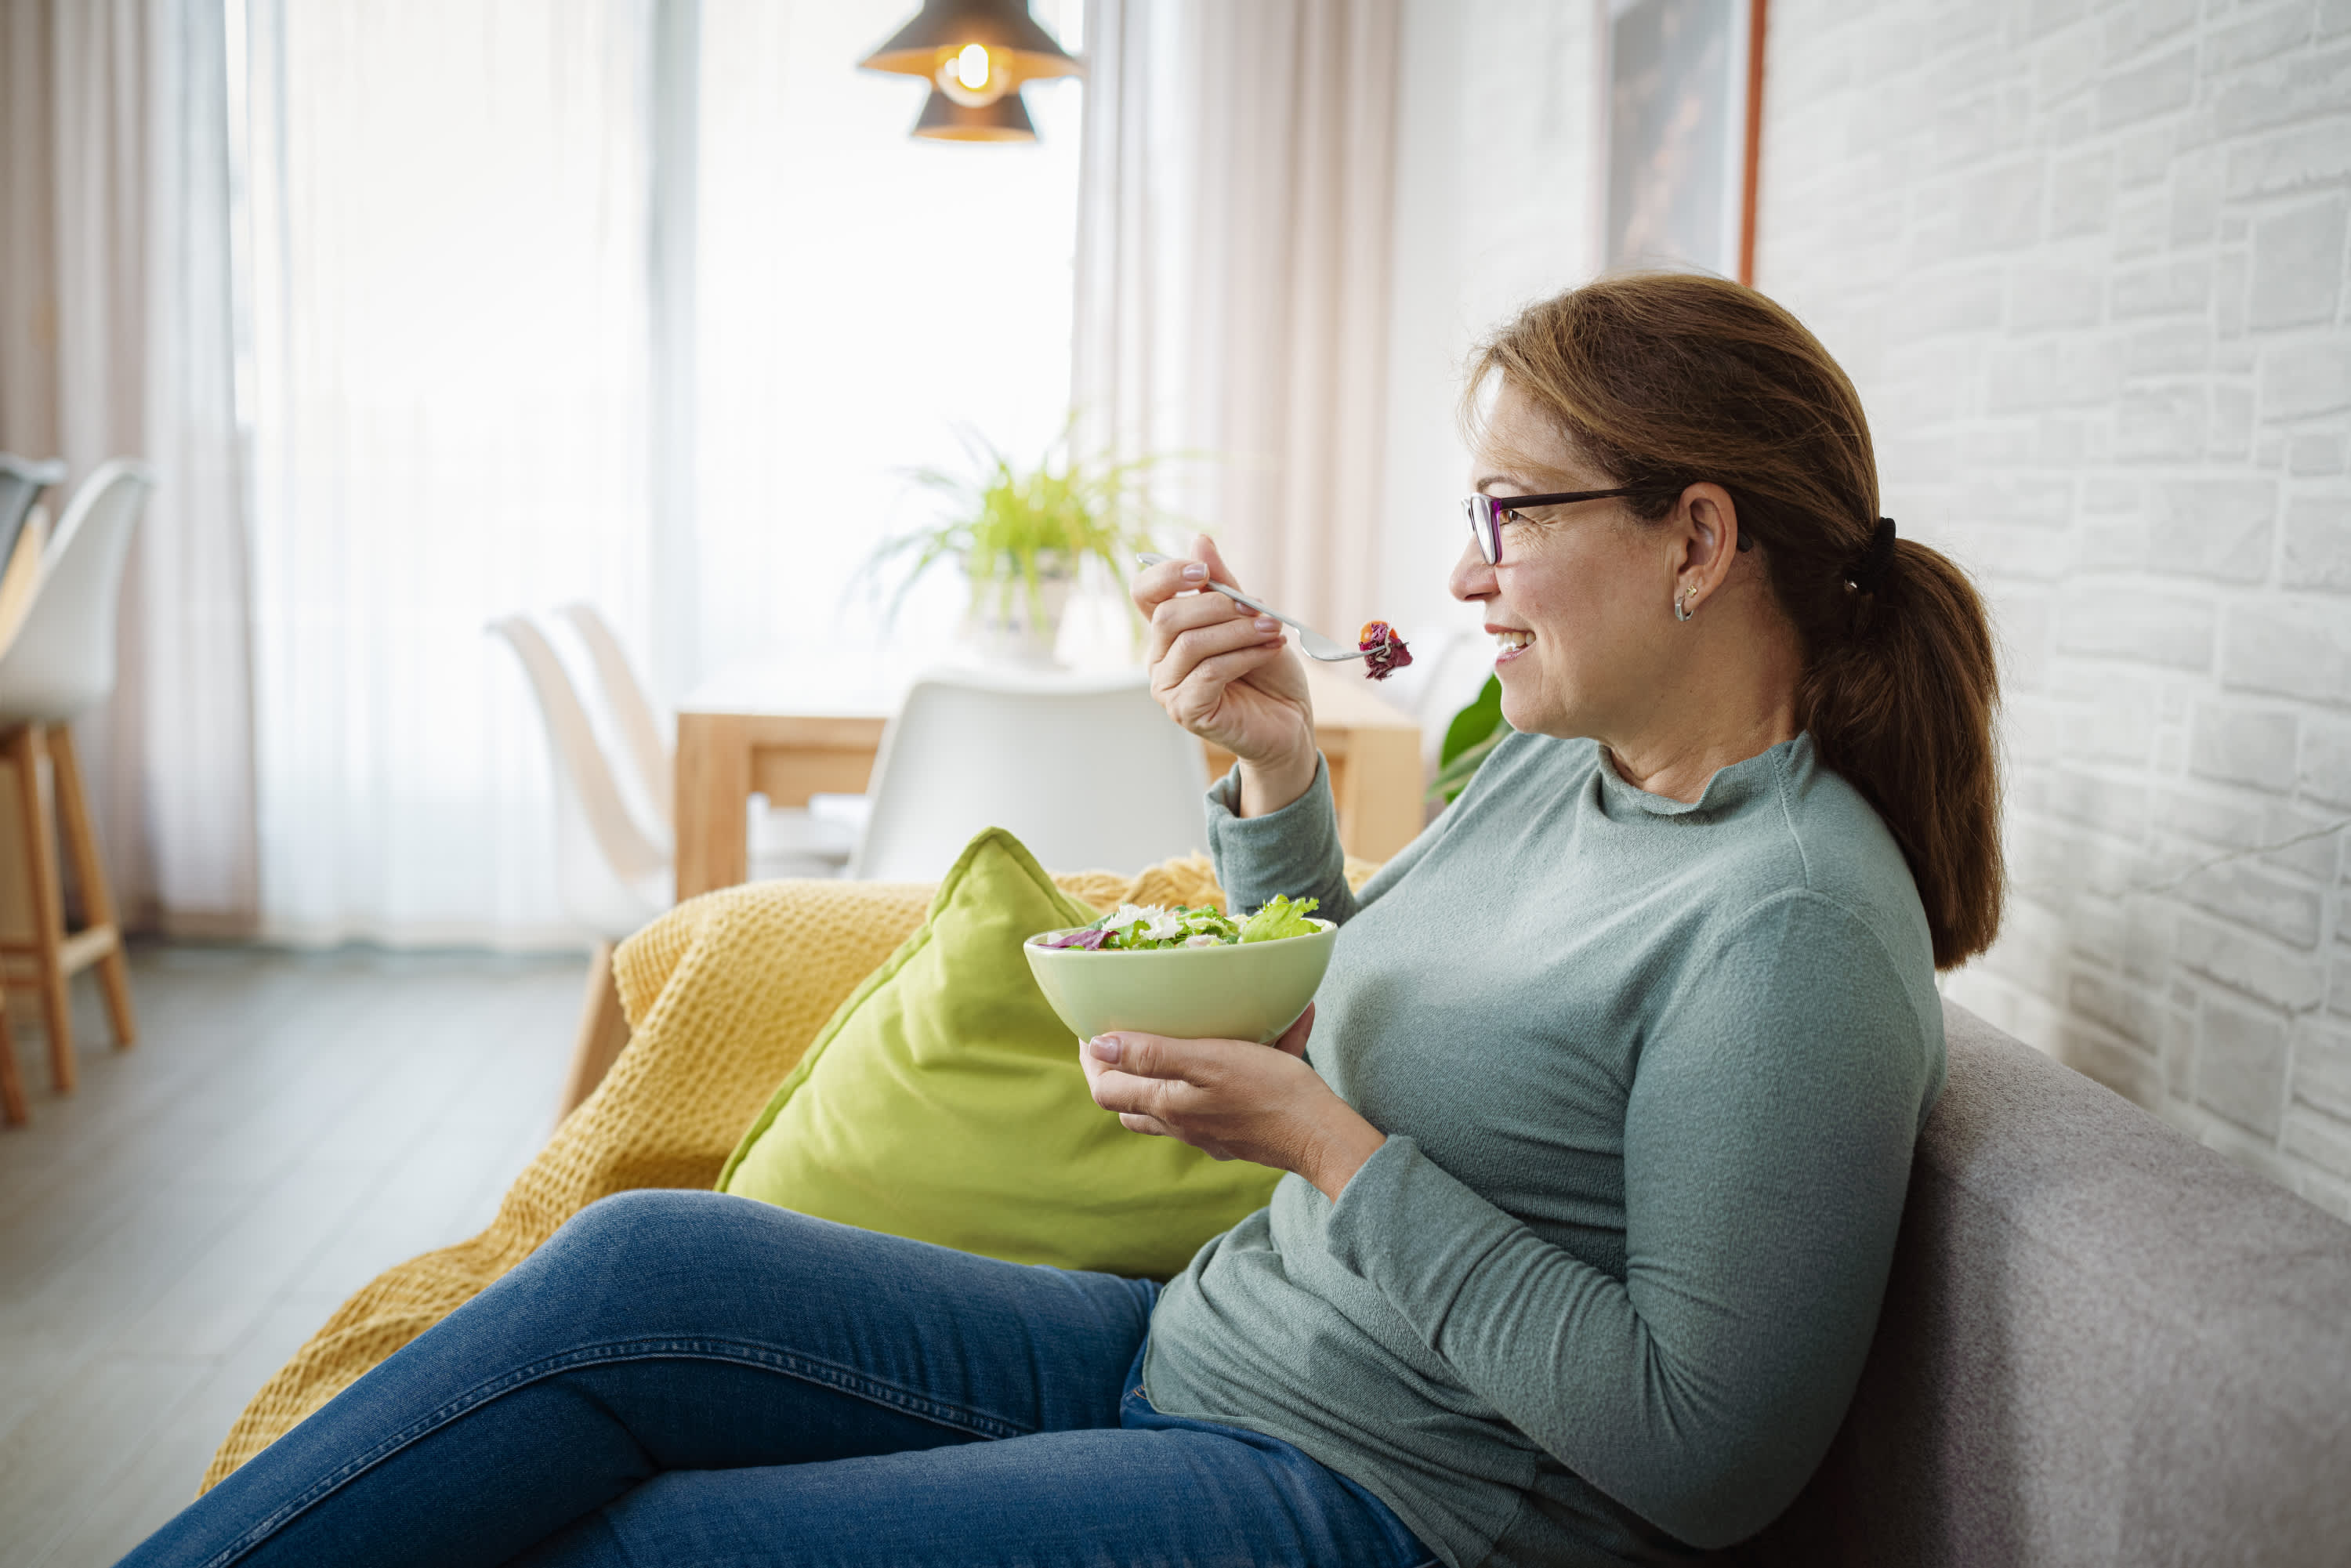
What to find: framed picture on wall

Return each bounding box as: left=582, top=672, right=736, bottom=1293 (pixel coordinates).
left=1604, top=0, right=1767, bottom=283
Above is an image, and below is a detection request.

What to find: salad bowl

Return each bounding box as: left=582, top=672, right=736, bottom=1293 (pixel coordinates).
left=1023, top=901, right=1339, bottom=1045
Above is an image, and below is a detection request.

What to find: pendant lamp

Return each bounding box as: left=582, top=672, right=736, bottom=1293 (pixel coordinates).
left=912, top=85, right=1038, bottom=143
left=859, top=0, right=1081, bottom=143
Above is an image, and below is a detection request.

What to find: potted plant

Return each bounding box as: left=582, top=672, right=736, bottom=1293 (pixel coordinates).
left=1429, top=675, right=1511, bottom=805
left=861, top=426, right=1168, bottom=668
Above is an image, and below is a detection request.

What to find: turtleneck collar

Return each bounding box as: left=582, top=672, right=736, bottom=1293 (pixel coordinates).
left=1593, top=733, right=1810, bottom=819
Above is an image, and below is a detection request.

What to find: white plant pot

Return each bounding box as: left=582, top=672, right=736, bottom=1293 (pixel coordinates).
left=961, top=554, right=1075, bottom=668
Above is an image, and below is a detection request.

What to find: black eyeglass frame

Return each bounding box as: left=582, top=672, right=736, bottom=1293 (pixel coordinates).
left=1461, top=487, right=1645, bottom=566
left=1461, top=484, right=1757, bottom=566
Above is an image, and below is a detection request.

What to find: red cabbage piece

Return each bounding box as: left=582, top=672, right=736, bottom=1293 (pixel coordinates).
left=1357, top=621, right=1413, bottom=681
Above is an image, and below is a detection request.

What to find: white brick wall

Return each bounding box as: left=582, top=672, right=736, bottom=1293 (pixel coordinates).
left=1759, top=0, right=2351, bottom=1215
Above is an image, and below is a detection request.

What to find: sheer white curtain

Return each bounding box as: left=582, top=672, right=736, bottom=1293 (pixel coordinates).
left=0, top=0, right=258, bottom=935
left=238, top=0, right=659, bottom=947
left=233, top=0, right=1086, bottom=946
left=1074, top=0, right=1402, bottom=638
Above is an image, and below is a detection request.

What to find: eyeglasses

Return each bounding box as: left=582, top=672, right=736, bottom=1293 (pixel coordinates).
left=1461, top=487, right=1646, bottom=566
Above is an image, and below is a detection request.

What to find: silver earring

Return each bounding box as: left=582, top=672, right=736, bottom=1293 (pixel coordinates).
left=1674, top=588, right=1694, bottom=623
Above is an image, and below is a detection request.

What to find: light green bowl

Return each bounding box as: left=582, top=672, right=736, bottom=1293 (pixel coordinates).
left=1023, top=920, right=1339, bottom=1045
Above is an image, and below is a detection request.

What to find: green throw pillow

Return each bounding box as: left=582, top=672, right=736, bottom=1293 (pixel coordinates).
left=715, top=827, right=1281, bottom=1280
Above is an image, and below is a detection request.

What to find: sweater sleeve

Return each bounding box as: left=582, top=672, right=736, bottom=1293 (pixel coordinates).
left=1204, top=752, right=1449, bottom=925
left=1320, top=890, right=1929, bottom=1549
left=1204, top=755, right=1359, bottom=923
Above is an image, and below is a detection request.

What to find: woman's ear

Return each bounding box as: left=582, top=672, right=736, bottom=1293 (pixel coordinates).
left=1672, top=483, right=1741, bottom=610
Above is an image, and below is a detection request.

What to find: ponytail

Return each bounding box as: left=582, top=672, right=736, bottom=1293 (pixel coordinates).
left=1469, top=273, right=2004, bottom=968
left=1800, top=539, right=2002, bottom=968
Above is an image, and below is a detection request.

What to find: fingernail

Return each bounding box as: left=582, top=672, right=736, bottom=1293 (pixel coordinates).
left=1255, top=615, right=1278, bottom=632
left=1181, top=563, right=1208, bottom=582
left=1089, top=1034, right=1123, bottom=1063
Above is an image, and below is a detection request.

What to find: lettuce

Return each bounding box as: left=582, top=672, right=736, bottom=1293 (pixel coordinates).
left=1237, top=894, right=1320, bottom=944
left=1035, top=896, right=1319, bottom=951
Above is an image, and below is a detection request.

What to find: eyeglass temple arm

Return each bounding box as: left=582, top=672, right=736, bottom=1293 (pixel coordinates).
left=1474, top=485, right=1645, bottom=514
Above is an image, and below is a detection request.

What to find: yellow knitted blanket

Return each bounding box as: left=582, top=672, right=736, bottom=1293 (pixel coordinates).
left=203, top=855, right=1371, bottom=1490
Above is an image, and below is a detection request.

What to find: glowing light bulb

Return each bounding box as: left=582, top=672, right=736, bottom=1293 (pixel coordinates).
left=936, top=42, right=1008, bottom=107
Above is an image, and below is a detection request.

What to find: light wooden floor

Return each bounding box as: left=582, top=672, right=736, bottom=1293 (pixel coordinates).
left=0, top=943, right=584, bottom=1568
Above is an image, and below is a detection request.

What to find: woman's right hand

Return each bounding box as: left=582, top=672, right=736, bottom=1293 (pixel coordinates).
left=1133, top=534, right=1319, bottom=817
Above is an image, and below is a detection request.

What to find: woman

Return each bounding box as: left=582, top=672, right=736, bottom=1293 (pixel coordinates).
left=122, top=273, right=1998, bottom=1567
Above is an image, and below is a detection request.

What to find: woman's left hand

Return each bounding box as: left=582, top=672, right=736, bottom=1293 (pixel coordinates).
left=1078, top=1005, right=1386, bottom=1201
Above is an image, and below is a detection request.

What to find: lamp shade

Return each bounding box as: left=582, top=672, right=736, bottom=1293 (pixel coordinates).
left=859, top=1, right=1081, bottom=88
left=913, top=85, right=1037, bottom=143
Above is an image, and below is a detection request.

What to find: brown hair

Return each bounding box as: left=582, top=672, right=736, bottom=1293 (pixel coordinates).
left=1469, top=272, right=2001, bottom=969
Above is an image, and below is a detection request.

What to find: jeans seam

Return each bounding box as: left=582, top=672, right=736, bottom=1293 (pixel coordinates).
left=196, top=1336, right=1034, bottom=1568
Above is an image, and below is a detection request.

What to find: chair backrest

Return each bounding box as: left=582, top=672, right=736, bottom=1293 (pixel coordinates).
left=849, top=667, right=1209, bottom=882
left=0, top=454, right=66, bottom=582
left=1733, top=1001, right=2351, bottom=1566
left=486, top=614, right=671, bottom=937
left=0, top=460, right=153, bottom=724
left=556, top=602, right=672, bottom=827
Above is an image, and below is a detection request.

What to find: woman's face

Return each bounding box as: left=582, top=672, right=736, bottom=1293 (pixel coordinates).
left=1448, top=382, right=1684, bottom=742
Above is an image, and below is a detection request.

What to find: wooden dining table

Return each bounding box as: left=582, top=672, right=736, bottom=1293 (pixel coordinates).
left=674, top=657, right=1425, bottom=901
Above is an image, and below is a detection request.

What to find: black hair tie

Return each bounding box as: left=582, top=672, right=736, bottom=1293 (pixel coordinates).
left=1846, top=516, right=1897, bottom=593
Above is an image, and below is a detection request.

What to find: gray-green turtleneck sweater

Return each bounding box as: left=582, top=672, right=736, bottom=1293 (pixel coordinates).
left=1141, top=731, right=1944, bottom=1567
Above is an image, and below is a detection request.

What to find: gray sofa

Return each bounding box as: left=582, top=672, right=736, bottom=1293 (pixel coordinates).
left=1734, top=1002, right=2351, bottom=1566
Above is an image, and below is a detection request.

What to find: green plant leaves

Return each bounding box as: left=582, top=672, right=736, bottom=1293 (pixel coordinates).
left=1429, top=674, right=1510, bottom=805
left=856, top=420, right=1179, bottom=632
left=1440, top=674, right=1503, bottom=768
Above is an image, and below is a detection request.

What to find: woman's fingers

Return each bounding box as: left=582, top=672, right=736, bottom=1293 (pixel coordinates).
left=1157, top=642, right=1289, bottom=732
left=1089, top=1031, right=1186, bottom=1081
left=1115, top=1113, right=1237, bottom=1161
left=1273, top=1003, right=1316, bottom=1061
left=1092, top=1070, right=1194, bottom=1135
left=1085, top=1030, right=1349, bottom=1176
left=1131, top=532, right=1240, bottom=625
left=1139, top=534, right=1265, bottom=658
left=1130, top=552, right=1207, bottom=622
left=1145, top=585, right=1288, bottom=734
left=1132, top=534, right=1314, bottom=766
left=1117, top=1111, right=1177, bottom=1139
left=1148, top=598, right=1279, bottom=680
left=1192, top=533, right=1242, bottom=589
left=1117, top=1114, right=1237, bottom=1161
left=1086, top=1034, right=1214, bottom=1119
left=1145, top=574, right=1264, bottom=663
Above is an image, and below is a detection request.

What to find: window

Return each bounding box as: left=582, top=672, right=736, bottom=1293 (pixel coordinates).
left=234, top=0, right=1084, bottom=943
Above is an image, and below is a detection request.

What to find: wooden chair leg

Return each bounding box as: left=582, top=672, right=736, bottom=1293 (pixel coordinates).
left=49, top=725, right=136, bottom=1048
left=7, top=726, right=74, bottom=1092
left=0, top=988, right=25, bottom=1126
left=556, top=940, right=632, bottom=1125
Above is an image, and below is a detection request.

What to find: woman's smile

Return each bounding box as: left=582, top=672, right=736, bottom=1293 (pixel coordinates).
left=1489, top=622, right=1534, bottom=662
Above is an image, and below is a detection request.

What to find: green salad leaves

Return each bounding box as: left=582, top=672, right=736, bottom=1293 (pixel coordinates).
left=1036, top=896, right=1322, bottom=951
left=1237, top=894, right=1320, bottom=944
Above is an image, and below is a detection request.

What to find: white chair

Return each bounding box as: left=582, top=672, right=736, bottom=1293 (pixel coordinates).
left=555, top=603, right=860, bottom=870
left=0, top=458, right=60, bottom=1121
left=488, top=616, right=672, bottom=938
left=556, top=603, right=673, bottom=827
left=489, top=611, right=857, bottom=1121
left=0, top=460, right=153, bottom=1106
left=0, top=455, right=64, bottom=584
left=489, top=614, right=676, bottom=1123
left=849, top=667, right=1210, bottom=883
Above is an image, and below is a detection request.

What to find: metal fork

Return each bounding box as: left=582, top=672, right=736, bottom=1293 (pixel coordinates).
left=1136, top=552, right=1365, bottom=663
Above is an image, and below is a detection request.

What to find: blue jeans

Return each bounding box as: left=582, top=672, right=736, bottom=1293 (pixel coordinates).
left=120, top=1190, right=1436, bottom=1567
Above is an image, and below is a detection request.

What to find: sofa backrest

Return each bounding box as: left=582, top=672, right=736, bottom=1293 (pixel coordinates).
left=1736, top=1001, right=2351, bottom=1566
